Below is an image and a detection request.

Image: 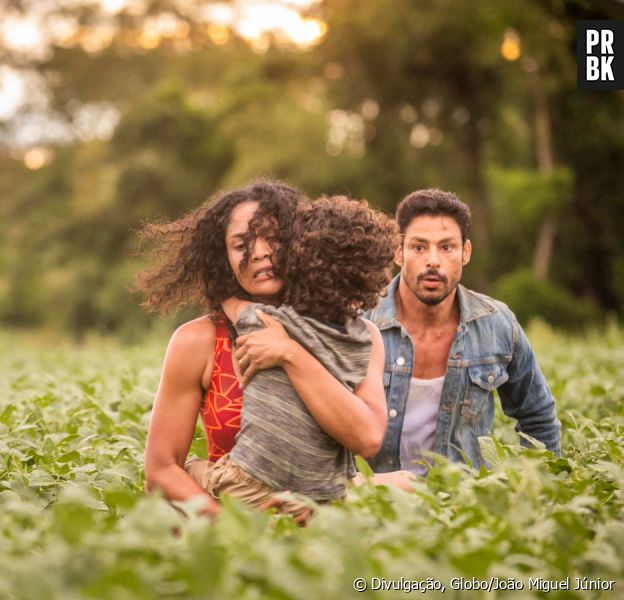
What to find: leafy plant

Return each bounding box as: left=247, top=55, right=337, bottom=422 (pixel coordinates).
left=0, top=326, right=622, bottom=598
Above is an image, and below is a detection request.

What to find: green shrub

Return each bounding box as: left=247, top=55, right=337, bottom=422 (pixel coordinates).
left=494, top=269, right=601, bottom=329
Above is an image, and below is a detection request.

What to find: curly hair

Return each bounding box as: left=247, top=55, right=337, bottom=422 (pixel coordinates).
left=282, top=196, right=399, bottom=324
left=134, top=178, right=305, bottom=316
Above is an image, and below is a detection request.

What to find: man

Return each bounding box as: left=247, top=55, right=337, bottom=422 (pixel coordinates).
left=367, top=189, right=560, bottom=475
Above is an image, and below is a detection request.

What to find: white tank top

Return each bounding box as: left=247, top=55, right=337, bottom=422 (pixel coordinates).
left=399, top=374, right=445, bottom=475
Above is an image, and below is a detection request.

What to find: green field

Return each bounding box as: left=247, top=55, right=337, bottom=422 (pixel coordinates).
left=0, top=324, right=622, bottom=599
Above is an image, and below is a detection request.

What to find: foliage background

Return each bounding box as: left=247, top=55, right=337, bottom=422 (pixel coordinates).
left=1, top=325, right=623, bottom=598
left=1, top=0, right=624, bottom=337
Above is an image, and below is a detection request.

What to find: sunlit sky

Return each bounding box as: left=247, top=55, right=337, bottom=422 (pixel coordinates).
left=0, top=0, right=326, bottom=122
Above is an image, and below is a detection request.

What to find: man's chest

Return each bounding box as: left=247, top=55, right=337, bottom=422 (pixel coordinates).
left=409, top=329, right=456, bottom=379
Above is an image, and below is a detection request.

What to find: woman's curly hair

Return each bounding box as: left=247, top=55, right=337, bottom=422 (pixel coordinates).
left=282, top=196, right=399, bottom=324
left=134, top=178, right=305, bottom=316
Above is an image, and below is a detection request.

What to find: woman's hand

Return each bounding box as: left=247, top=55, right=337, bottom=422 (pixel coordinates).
left=234, top=310, right=296, bottom=387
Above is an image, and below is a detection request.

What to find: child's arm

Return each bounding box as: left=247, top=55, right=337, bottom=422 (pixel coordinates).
left=221, top=297, right=252, bottom=323
left=234, top=314, right=387, bottom=458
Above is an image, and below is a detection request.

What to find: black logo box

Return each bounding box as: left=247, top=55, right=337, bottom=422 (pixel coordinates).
left=577, top=20, right=624, bottom=90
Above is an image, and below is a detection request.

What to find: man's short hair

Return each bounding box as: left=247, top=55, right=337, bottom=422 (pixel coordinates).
left=396, top=189, right=471, bottom=242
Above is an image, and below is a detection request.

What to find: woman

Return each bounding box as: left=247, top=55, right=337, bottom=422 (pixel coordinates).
left=137, top=179, right=388, bottom=516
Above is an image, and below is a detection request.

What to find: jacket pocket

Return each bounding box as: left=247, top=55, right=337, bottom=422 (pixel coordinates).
left=461, top=363, right=509, bottom=420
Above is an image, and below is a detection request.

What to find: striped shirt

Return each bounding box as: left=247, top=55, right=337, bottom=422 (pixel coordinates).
left=230, top=303, right=372, bottom=501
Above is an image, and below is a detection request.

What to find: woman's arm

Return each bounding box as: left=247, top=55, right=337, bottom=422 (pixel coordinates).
left=144, top=318, right=221, bottom=516
left=234, top=313, right=387, bottom=458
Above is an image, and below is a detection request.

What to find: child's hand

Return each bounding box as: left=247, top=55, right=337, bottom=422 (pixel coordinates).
left=234, top=310, right=295, bottom=387
left=260, top=494, right=314, bottom=526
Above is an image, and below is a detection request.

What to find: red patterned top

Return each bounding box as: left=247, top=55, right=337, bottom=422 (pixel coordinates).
left=201, top=320, right=243, bottom=461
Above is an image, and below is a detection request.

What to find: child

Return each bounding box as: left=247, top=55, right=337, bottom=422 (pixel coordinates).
left=185, top=196, right=398, bottom=515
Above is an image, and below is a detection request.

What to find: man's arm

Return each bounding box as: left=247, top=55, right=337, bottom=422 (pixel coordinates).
left=498, top=318, right=561, bottom=455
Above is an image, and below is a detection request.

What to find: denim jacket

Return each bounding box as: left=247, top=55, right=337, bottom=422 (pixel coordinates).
left=366, top=276, right=561, bottom=472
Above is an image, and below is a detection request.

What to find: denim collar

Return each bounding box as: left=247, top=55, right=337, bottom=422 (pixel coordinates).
left=372, top=275, right=497, bottom=331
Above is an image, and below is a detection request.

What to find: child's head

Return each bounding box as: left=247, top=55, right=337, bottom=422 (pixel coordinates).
left=282, top=196, right=399, bottom=323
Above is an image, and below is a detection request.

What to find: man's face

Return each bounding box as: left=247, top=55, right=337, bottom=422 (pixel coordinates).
left=395, top=214, right=471, bottom=305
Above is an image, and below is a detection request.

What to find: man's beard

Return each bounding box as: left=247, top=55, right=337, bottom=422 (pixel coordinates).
left=413, top=269, right=455, bottom=305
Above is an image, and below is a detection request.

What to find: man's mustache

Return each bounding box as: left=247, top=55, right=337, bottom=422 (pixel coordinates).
left=417, top=269, right=448, bottom=283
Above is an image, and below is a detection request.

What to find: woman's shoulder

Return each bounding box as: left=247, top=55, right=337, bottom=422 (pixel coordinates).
left=172, top=315, right=217, bottom=342
left=165, top=316, right=220, bottom=389
left=166, top=316, right=219, bottom=362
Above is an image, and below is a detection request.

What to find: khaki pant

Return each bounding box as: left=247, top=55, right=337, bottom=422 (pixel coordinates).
left=185, top=454, right=310, bottom=518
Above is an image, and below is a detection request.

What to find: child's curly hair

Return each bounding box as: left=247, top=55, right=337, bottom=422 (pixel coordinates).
left=282, top=196, right=399, bottom=324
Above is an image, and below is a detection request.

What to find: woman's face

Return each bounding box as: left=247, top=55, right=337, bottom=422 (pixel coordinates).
left=225, top=200, right=284, bottom=305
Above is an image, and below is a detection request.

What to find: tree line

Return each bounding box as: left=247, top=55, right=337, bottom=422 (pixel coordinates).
left=1, top=0, right=623, bottom=338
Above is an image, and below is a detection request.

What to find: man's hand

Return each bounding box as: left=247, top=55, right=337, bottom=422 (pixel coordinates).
left=234, top=310, right=295, bottom=387
left=352, top=470, right=417, bottom=492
